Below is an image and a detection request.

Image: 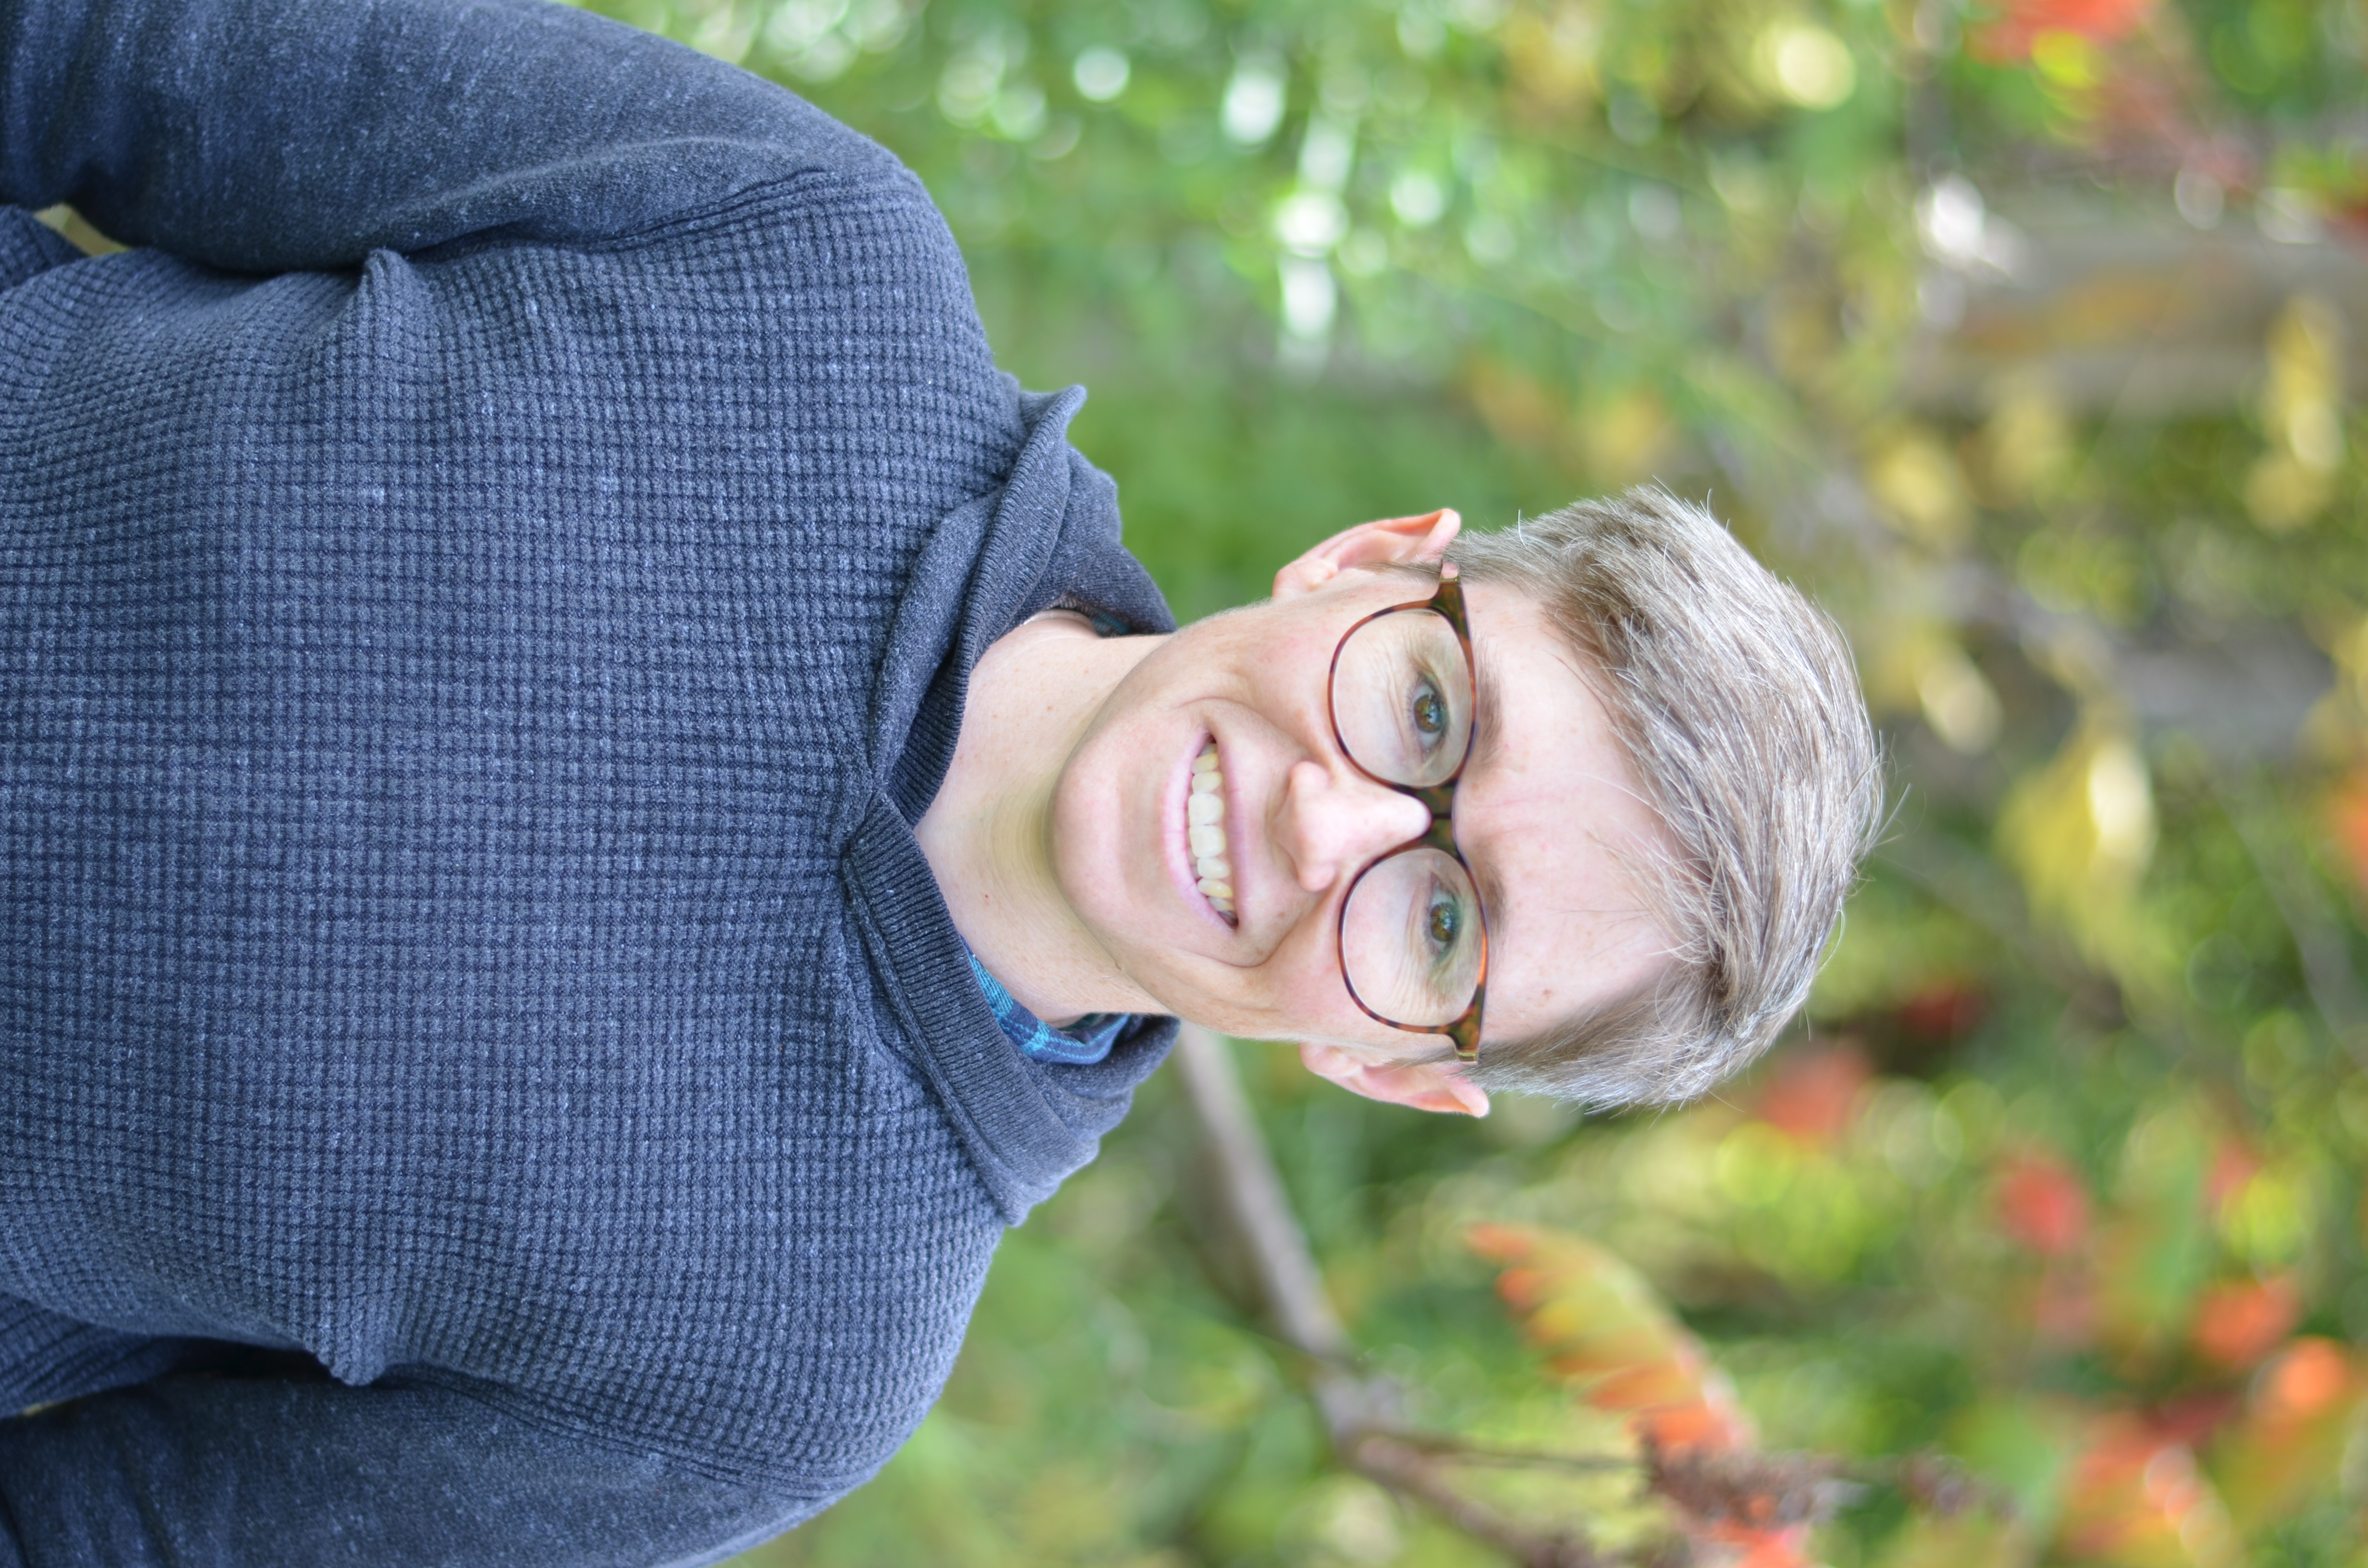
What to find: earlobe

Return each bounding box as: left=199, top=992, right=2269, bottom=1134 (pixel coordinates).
left=1271, top=509, right=1463, bottom=601
left=1298, top=1041, right=1491, bottom=1117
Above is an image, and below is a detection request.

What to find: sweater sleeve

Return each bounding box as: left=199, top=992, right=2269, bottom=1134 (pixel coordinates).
left=0, top=0, right=902, bottom=271
left=0, top=1369, right=817, bottom=1568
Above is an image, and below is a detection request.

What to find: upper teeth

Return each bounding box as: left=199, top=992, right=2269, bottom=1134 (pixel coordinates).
left=1191, top=744, right=1235, bottom=921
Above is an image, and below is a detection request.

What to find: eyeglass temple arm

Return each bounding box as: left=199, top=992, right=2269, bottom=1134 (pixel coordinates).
left=1443, top=997, right=1484, bottom=1063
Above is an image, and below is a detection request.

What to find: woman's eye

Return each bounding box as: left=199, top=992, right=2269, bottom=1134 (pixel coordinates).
left=1425, top=892, right=1461, bottom=950
left=1409, top=679, right=1445, bottom=740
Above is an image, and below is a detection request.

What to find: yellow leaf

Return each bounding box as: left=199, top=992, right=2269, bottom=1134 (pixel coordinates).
left=1504, top=3, right=1601, bottom=113
left=1753, top=20, right=1856, bottom=110
left=1996, top=719, right=2153, bottom=960
left=1574, top=385, right=1674, bottom=487
left=1917, top=642, right=2004, bottom=754
left=1978, top=372, right=2074, bottom=503
left=2249, top=294, right=2348, bottom=531
left=1865, top=425, right=1974, bottom=550
left=2244, top=450, right=2338, bottom=534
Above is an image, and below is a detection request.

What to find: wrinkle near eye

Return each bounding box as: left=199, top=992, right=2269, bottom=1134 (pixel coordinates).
left=1468, top=851, right=1509, bottom=968
left=1469, top=644, right=1507, bottom=781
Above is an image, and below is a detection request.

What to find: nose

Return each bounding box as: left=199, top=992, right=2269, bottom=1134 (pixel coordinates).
left=1273, top=760, right=1432, bottom=895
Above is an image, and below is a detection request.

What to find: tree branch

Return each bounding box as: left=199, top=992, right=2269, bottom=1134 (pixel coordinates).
left=1172, top=1025, right=1612, bottom=1566
left=1170, top=1027, right=2010, bottom=1559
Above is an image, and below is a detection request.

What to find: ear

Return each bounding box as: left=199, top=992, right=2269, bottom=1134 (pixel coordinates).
left=1272, top=509, right=1463, bottom=601
left=1299, top=1041, right=1491, bottom=1117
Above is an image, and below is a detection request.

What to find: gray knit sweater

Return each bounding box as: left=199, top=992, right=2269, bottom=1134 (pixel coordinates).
left=0, top=0, right=1177, bottom=1561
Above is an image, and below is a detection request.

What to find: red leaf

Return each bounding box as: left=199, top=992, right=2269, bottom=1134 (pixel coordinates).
left=1894, top=979, right=1989, bottom=1044
left=1993, top=1151, right=2092, bottom=1258
left=1970, top=0, right=2158, bottom=61
left=1752, top=1042, right=1871, bottom=1149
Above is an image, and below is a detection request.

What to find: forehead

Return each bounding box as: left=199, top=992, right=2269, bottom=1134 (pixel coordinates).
left=1457, top=581, right=1671, bottom=1042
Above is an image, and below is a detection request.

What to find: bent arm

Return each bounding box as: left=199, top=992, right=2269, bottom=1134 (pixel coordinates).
left=0, top=1369, right=815, bottom=1568
left=0, top=0, right=898, bottom=271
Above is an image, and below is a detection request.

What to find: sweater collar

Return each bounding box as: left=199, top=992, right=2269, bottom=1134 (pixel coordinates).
left=864, top=379, right=1175, bottom=825
left=842, top=380, right=1179, bottom=1221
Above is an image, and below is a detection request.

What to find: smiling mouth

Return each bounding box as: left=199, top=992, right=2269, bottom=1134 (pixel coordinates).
left=1186, top=740, right=1237, bottom=926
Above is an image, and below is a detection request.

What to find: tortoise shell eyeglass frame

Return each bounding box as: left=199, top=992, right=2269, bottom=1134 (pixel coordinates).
left=1323, top=564, right=1490, bottom=1065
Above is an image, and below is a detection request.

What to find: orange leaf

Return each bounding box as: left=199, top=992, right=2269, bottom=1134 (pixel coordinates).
left=2326, top=769, right=2368, bottom=895
left=2261, top=1338, right=2356, bottom=1420
left=2054, top=1414, right=2237, bottom=1568
left=1639, top=1400, right=1743, bottom=1454
left=2187, top=1276, right=2301, bottom=1372
left=1709, top=1521, right=1818, bottom=1568
left=1466, top=1222, right=1539, bottom=1262
left=1471, top=1223, right=1754, bottom=1455
left=2208, top=1338, right=2368, bottom=1532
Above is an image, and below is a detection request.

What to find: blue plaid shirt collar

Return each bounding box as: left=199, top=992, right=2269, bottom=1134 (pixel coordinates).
left=966, top=953, right=1130, bottom=1066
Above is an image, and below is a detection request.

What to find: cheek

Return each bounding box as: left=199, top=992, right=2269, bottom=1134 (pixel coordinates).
left=1254, top=626, right=1352, bottom=713
left=1170, top=909, right=1351, bottom=1031
left=1047, top=758, right=1124, bottom=905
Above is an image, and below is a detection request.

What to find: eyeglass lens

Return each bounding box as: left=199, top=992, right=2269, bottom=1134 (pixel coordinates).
left=1332, top=608, right=1484, bottom=1029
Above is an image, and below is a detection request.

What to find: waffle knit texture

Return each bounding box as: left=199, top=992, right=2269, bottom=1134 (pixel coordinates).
left=0, top=0, right=1179, bottom=1561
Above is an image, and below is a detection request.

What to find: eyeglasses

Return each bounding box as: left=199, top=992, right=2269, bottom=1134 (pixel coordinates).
left=1326, top=566, right=1489, bottom=1064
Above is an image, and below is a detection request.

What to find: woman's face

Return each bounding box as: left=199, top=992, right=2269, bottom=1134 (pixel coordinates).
left=1049, top=568, right=1671, bottom=1058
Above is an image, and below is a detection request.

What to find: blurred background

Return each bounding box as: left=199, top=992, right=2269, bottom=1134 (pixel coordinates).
left=566, top=0, right=2368, bottom=1559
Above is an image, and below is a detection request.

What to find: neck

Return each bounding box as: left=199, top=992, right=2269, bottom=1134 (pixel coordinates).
left=914, top=614, right=1165, bottom=1026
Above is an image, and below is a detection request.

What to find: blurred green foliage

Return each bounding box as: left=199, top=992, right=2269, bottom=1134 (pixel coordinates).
left=563, top=0, right=2368, bottom=1557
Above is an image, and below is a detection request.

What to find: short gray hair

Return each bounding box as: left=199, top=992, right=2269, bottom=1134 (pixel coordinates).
left=1446, top=487, right=1882, bottom=1107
